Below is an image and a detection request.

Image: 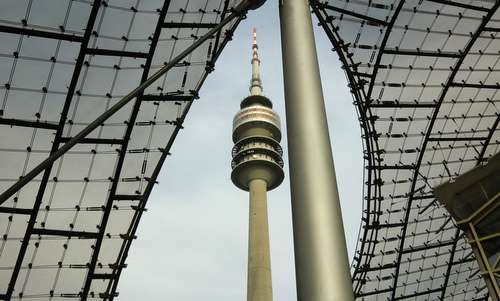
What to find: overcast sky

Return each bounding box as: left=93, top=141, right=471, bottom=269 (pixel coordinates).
left=118, top=1, right=363, bottom=300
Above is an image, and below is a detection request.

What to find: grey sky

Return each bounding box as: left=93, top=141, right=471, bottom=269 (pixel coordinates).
left=118, top=1, right=363, bottom=300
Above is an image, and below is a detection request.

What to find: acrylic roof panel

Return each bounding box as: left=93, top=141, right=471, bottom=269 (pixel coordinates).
left=0, top=0, right=244, bottom=299
left=313, top=0, right=500, bottom=299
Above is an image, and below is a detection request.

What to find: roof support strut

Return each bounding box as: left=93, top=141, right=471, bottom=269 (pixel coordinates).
left=280, top=0, right=355, bottom=299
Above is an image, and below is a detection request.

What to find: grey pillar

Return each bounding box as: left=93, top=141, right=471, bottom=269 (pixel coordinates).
left=247, top=178, right=273, bottom=301
left=279, top=0, right=355, bottom=300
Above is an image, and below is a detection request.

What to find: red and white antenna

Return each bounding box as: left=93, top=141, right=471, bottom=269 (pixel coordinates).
left=252, top=27, right=259, bottom=61
left=252, top=27, right=258, bottom=48
left=250, top=27, right=262, bottom=95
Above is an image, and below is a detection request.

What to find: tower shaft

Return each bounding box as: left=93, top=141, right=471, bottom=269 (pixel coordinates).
left=247, top=179, right=273, bottom=301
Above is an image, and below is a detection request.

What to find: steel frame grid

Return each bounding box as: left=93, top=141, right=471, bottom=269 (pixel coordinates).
left=0, top=0, right=245, bottom=299
left=312, top=0, right=500, bottom=299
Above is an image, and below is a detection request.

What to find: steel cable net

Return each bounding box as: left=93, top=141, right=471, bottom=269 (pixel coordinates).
left=0, top=0, right=243, bottom=299
left=312, top=0, right=500, bottom=299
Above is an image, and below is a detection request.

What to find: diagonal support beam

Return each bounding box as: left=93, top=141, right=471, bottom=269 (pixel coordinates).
left=59, top=137, right=124, bottom=145
left=0, top=118, right=59, bottom=130
left=0, top=207, right=32, bottom=215
left=367, top=165, right=415, bottom=170
left=368, top=102, right=437, bottom=108
left=141, top=94, right=193, bottom=102
left=86, top=48, right=149, bottom=58
left=0, top=25, right=84, bottom=42
left=383, top=48, right=461, bottom=58
left=317, top=2, right=388, bottom=26
left=355, top=288, right=393, bottom=297
left=162, top=22, right=217, bottom=28
left=31, top=228, right=99, bottom=239
left=428, top=136, right=488, bottom=142
left=426, top=0, right=490, bottom=12
left=450, top=82, right=500, bottom=89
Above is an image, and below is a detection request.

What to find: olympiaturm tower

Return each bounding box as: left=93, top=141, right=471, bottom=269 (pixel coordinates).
left=231, top=28, right=284, bottom=301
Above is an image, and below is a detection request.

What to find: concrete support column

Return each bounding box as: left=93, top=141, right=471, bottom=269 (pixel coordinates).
left=279, top=0, right=355, bottom=300
left=247, top=178, right=273, bottom=301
